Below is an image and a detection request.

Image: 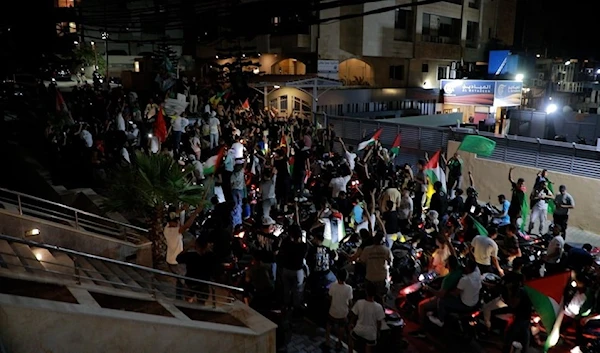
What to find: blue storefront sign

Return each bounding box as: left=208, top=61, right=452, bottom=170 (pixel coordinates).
left=441, top=80, right=523, bottom=106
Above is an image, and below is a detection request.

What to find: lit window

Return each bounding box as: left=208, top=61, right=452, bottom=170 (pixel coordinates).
left=68, top=22, right=77, bottom=33
left=134, top=61, right=140, bottom=73
left=272, top=17, right=280, bottom=26
left=56, top=0, right=75, bottom=7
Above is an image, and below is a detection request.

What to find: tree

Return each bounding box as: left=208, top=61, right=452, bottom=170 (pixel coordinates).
left=152, top=41, right=179, bottom=74
left=72, top=44, right=106, bottom=74
left=104, top=152, right=205, bottom=267
left=213, top=43, right=261, bottom=91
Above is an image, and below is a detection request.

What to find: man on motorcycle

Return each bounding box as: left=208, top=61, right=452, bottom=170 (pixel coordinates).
left=500, top=265, right=532, bottom=353
left=543, top=224, right=565, bottom=273
left=492, top=194, right=511, bottom=226
left=410, top=255, right=463, bottom=338
left=429, top=181, right=448, bottom=220
left=428, top=259, right=482, bottom=327
left=563, top=271, right=598, bottom=348
left=472, top=226, right=504, bottom=276
left=499, top=224, right=522, bottom=265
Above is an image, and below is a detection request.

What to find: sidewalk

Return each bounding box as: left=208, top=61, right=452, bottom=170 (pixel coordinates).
left=565, top=227, right=600, bottom=247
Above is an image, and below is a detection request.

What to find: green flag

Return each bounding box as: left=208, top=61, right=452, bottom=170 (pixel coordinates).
left=520, top=196, right=530, bottom=232
left=458, top=135, right=496, bottom=157
left=469, top=215, right=489, bottom=236
left=547, top=181, right=556, bottom=215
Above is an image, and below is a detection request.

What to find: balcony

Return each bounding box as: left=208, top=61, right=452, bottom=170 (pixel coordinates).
left=421, top=35, right=459, bottom=45
left=415, top=37, right=461, bottom=60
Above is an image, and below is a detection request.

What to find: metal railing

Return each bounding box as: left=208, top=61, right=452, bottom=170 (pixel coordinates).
left=323, top=113, right=600, bottom=179
left=0, top=234, right=243, bottom=307
left=0, top=188, right=148, bottom=243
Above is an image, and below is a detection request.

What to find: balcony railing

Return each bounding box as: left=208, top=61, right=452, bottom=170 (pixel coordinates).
left=421, top=35, right=459, bottom=45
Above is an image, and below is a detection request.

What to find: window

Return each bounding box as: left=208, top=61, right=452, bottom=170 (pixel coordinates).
left=302, top=100, right=311, bottom=113
left=422, top=13, right=460, bottom=43
left=468, top=0, right=480, bottom=9
left=394, top=9, right=413, bottom=41
left=389, top=65, right=405, bottom=80
left=280, top=95, right=288, bottom=110
left=466, top=21, right=478, bottom=47
left=437, top=66, right=448, bottom=80
left=270, top=99, right=278, bottom=109
left=394, top=9, right=411, bottom=30
left=294, top=97, right=301, bottom=111
left=422, top=64, right=429, bottom=73
left=56, top=0, right=74, bottom=7
left=68, top=22, right=77, bottom=33
left=272, top=16, right=281, bottom=26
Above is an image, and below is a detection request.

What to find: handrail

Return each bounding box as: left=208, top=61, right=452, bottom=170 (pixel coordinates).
left=0, top=234, right=243, bottom=292
left=0, top=187, right=148, bottom=233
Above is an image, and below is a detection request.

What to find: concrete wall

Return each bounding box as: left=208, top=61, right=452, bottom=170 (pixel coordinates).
left=447, top=140, right=598, bottom=233
left=0, top=291, right=276, bottom=353
left=0, top=210, right=152, bottom=266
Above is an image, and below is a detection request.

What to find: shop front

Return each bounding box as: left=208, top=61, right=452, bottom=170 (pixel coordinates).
left=440, top=79, right=523, bottom=134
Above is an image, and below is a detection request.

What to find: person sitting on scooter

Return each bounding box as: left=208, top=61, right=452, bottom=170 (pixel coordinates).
left=482, top=258, right=526, bottom=331
left=410, top=255, right=463, bottom=338
left=428, top=258, right=482, bottom=327
left=429, top=181, right=448, bottom=221
left=447, top=188, right=464, bottom=216
left=500, top=265, right=532, bottom=353
left=472, top=226, right=504, bottom=276
left=492, top=194, right=511, bottom=227
left=430, top=234, right=454, bottom=277
left=543, top=224, right=565, bottom=274
left=562, top=271, right=598, bottom=348
left=499, top=224, right=522, bottom=265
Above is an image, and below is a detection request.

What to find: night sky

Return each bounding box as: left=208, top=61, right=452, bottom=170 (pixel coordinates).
left=515, top=0, right=599, bottom=58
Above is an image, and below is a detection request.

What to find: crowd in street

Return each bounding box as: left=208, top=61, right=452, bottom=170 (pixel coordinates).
left=35, top=76, right=600, bottom=353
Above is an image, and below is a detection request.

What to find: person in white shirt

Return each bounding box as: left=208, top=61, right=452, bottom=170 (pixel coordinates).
left=348, top=282, right=385, bottom=353
left=260, top=168, right=277, bottom=218
left=429, top=260, right=482, bottom=327
left=189, top=133, right=202, bottom=160
left=544, top=224, right=565, bottom=265
left=339, top=138, right=357, bottom=171
left=189, top=155, right=204, bottom=183
left=471, top=227, right=503, bottom=276
left=116, top=112, right=126, bottom=132
left=231, top=137, right=245, bottom=160
left=329, top=174, right=351, bottom=198
left=529, top=180, right=553, bottom=234
left=120, top=145, right=131, bottom=164
left=171, top=115, right=189, bottom=156
left=209, top=111, right=220, bottom=148
left=326, top=269, right=354, bottom=350
left=80, top=127, right=93, bottom=148
left=163, top=206, right=202, bottom=267
left=127, top=124, right=140, bottom=147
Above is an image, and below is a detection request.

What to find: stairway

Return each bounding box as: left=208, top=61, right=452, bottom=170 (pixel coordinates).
left=0, top=238, right=202, bottom=303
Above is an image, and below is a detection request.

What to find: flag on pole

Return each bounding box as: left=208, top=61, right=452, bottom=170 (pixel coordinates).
left=357, top=128, right=383, bottom=151
left=469, top=215, right=489, bottom=236
left=524, top=272, right=570, bottom=352
left=390, top=133, right=401, bottom=156
left=458, top=135, right=497, bottom=157
left=154, top=108, right=167, bottom=143
left=203, top=147, right=225, bottom=176
left=520, top=194, right=530, bottom=232
left=241, top=98, right=250, bottom=111
left=547, top=181, right=556, bottom=215
left=424, top=150, right=447, bottom=206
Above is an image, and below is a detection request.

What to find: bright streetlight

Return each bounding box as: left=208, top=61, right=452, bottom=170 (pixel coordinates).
left=273, top=85, right=280, bottom=89
left=565, top=61, right=571, bottom=66
left=546, top=104, right=558, bottom=114
left=515, top=73, right=524, bottom=82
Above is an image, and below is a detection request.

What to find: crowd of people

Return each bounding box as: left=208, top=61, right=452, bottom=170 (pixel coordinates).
left=35, top=76, right=599, bottom=353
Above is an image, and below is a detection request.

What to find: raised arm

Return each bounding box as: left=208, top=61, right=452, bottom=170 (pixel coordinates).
left=179, top=206, right=203, bottom=234
left=468, top=171, right=474, bottom=188
left=508, top=167, right=515, bottom=184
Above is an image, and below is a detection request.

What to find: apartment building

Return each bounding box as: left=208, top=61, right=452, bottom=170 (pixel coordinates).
left=204, top=0, right=516, bottom=89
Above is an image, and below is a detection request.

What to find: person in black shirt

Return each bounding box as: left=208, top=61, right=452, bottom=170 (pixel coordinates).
left=280, top=225, right=308, bottom=312
left=382, top=200, right=400, bottom=247
left=508, top=168, right=526, bottom=226
left=448, top=188, right=464, bottom=215
left=429, top=181, right=448, bottom=218
left=292, top=142, right=310, bottom=195
left=306, top=232, right=337, bottom=291
left=176, top=237, right=218, bottom=303
left=501, top=283, right=532, bottom=353
left=273, top=149, right=291, bottom=210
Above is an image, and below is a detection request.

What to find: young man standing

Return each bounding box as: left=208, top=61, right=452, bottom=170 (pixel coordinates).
left=348, top=282, right=385, bottom=353
left=553, top=185, right=575, bottom=238
left=325, top=269, right=353, bottom=351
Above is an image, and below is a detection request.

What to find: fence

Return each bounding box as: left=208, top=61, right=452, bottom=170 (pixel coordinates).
left=318, top=113, right=600, bottom=179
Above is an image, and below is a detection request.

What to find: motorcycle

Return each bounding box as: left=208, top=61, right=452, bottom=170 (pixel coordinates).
left=395, top=271, right=439, bottom=317
left=390, top=242, right=425, bottom=287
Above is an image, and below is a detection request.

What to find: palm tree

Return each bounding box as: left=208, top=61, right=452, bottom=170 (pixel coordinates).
left=104, top=152, right=205, bottom=267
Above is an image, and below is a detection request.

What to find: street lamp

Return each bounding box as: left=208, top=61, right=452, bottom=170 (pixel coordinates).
left=101, top=31, right=109, bottom=88
left=515, top=73, right=524, bottom=82
left=545, top=104, right=557, bottom=114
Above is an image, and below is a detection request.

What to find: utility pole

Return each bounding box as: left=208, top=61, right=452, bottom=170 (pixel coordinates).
left=103, top=1, right=109, bottom=89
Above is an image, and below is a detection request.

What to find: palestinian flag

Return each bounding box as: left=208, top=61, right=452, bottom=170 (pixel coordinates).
left=203, top=147, right=225, bottom=176
left=323, top=212, right=345, bottom=250
left=357, top=128, right=383, bottom=151
left=390, top=133, right=401, bottom=156
left=524, top=272, right=570, bottom=352
left=241, top=98, right=250, bottom=111
left=279, top=134, right=287, bottom=154
left=209, top=88, right=231, bottom=108
left=424, top=150, right=447, bottom=206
